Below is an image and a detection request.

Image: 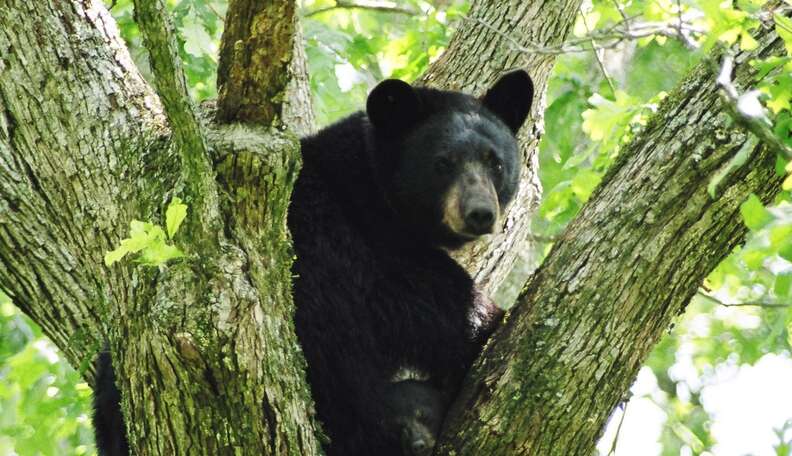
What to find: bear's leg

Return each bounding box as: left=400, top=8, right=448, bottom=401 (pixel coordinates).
left=93, top=350, right=129, bottom=456
left=381, top=380, right=449, bottom=456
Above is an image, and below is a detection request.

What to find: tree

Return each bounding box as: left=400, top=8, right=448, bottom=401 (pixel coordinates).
left=1, top=0, right=791, bottom=454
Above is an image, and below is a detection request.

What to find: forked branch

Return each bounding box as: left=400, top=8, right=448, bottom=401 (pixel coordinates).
left=132, top=0, right=220, bottom=240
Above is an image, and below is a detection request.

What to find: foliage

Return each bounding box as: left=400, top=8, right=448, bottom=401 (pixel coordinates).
left=534, top=0, right=792, bottom=453
left=302, top=0, right=468, bottom=125
left=104, top=197, right=187, bottom=267
left=0, top=291, right=95, bottom=455
left=2, top=0, right=792, bottom=454
left=107, top=0, right=226, bottom=101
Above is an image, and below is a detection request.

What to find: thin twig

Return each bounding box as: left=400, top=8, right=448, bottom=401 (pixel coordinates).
left=675, top=0, right=684, bottom=36
left=305, top=0, right=418, bottom=18
left=462, top=14, right=703, bottom=56
left=580, top=6, right=617, bottom=94
left=205, top=3, right=224, bottom=21
left=607, top=400, right=630, bottom=456
left=697, top=290, right=791, bottom=308
left=714, top=53, right=792, bottom=160
left=672, top=0, right=698, bottom=50
left=610, top=0, right=630, bottom=28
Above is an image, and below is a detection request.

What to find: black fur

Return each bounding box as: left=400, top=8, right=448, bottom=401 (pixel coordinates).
left=93, top=350, right=129, bottom=456
left=91, top=70, right=533, bottom=456
left=289, top=71, right=531, bottom=455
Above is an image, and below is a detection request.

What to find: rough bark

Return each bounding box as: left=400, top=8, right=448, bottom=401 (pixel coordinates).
left=0, top=0, right=322, bottom=454
left=421, top=0, right=582, bottom=298
left=436, top=24, right=788, bottom=456
left=132, top=0, right=221, bottom=242
left=216, top=0, right=297, bottom=126
left=214, top=0, right=313, bottom=134
left=283, top=22, right=316, bottom=136
left=112, top=123, right=321, bottom=455
left=0, top=0, right=167, bottom=380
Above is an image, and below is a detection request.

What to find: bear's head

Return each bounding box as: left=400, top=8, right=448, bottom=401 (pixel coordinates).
left=366, top=70, right=534, bottom=248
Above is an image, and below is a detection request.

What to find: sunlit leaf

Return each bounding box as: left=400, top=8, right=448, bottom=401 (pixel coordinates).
left=775, top=13, right=792, bottom=55
left=104, top=245, right=130, bottom=267
left=166, top=197, right=188, bottom=239
left=740, top=194, right=773, bottom=231
left=775, top=273, right=792, bottom=297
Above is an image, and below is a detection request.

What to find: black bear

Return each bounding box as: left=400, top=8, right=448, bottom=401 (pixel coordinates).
left=92, top=70, right=533, bottom=456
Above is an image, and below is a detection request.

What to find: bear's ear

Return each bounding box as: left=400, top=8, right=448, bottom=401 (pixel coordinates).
left=481, top=70, right=534, bottom=134
left=366, top=79, right=422, bottom=134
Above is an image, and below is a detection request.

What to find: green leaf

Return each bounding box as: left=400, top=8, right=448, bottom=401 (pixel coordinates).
left=570, top=170, right=602, bottom=201
left=123, top=220, right=156, bottom=253
left=742, top=248, right=767, bottom=269
left=751, top=57, right=791, bottom=79
left=775, top=13, right=792, bottom=55
left=775, top=273, right=792, bottom=297
left=138, top=241, right=184, bottom=266
left=581, top=91, right=638, bottom=142
left=740, top=194, right=773, bottom=230
left=739, top=30, right=758, bottom=51
left=770, top=224, right=792, bottom=246
left=765, top=74, right=792, bottom=113
left=776, top=154, right=791, bottom=176
left=106, top=200, right=187, bottom=267
left=180, top=12, right=215, bottom=59
left=147, top=224, right=167, bottom=242
left=104, top=245, right=129, bottom=267
left=780, top=240, right=792, bottom=262
left=166, top=197, right=188, bottom=239
left=787, top=318, right=792, bottom=353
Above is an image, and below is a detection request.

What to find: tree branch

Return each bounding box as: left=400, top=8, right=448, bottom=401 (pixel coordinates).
left=2, top=2, right=321, bottom=453
left=437, top=10, right=789, bottom=454
left=579, top=6, right=617, bottom=94
left=282, top=22, right=317, bottom=136
left=715, top=52, right=792, bottom=160
left=0, top=0, right=168, bottom=381
left=606, top=400, right=629, bottom=456
left=697, top=290, right=791, bottom=308
left=132, top=0, right=220, bottom=241
left=462, top=13, right=704, bottom=56
left=216, top=0, right=298, bottom=126
left=304, top=0, right=418, bottom=18
left=421, top=0, right=582, bottom=299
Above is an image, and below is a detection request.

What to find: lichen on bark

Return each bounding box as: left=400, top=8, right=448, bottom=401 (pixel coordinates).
left=436, top=24, right=789, bottom=456
left=216, top=0, right=298, bottom=126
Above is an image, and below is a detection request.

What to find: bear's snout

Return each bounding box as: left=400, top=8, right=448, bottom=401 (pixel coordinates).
left=463, top=204, right=495, bottom=234
left=442, top=163, right=500, bottom=239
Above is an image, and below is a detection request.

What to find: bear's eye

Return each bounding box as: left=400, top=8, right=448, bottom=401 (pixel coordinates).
left=486, top=150, right=503, bottom=173
left=434, top=157, right=453, bottom=175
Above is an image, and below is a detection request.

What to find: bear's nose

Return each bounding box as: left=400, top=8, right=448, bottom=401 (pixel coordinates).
left=464, top=206, right=495, bottom=235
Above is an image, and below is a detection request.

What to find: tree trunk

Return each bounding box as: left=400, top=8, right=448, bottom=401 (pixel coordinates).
left=436, top=23, right=789, bottom=456
left=422, top=0, right=582, bottom=298
left=1, top=0, right=322, bottom=454
left=0, top=0, right=168, bottom=380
